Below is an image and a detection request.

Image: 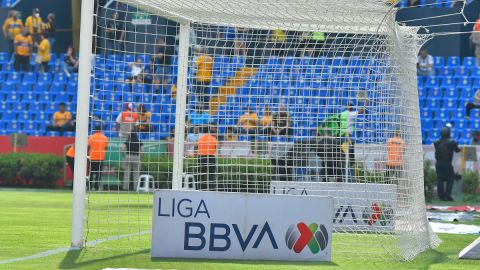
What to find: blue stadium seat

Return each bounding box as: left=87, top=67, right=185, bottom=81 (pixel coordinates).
left=456, top=76, right=471, bottom=87
left=1, top=81, right=17, bottom=92
left=454, top=66, right=468, bottom=76
left=424, top=76, right=439, bottom=87
left=460, top=87, right=473, bottom=99
left=442, top=87, right=457, bottom=99
left=66, top=81, right=78, bottom=93
left=22, top=72, right=36, bottom=83
left=37, top=73, right=52, bottom=84
left=46, top=131, right=60, bottom=137
left=63, top=132, right=75, bottom=137
left=446, top=56, right=460, bottom=67
left=440, top=76, right=455, bottom=87
left=443, top=98, right=457, bottom=109
left=7, top=71, right=21, bottom=83
left=463, top=57, right=476, bottom=67
left=0, top=52, right=8, bottom=65
left=426, top=87, right=442, bottom=98
left=53, top=73, right=67, bottom=84
left=433, top=56, right=444, bottom=67
left=50, top=82, right=65, bottom=92
left=437, top=66, right=453, bottom=76
left=425, top=98, right=440, bottom=108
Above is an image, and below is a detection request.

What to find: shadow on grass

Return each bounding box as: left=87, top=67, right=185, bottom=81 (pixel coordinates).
left=58, top=248, right=338, bottom=269
left=150, top=257, right=339, bottom=267
left=58, top=248, right=149, bottom=269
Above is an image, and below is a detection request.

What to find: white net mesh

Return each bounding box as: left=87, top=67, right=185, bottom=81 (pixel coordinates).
left=81, top=0, right=441, bottom=261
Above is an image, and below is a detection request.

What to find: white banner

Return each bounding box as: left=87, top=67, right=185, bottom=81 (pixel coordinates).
left=151, top=190, right=333, bottom=261
left=270, top=182, right=396, bottom=232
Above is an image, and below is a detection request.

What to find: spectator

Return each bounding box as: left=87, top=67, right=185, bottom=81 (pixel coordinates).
left=271, top=105, right=292, bottom=137
left=87, top=126, right=108, bottom=191
left=196, top=126, right=218, bottom=191
left=62, top=46, right=79, bottom=75
left=46, top=103, right=75, bottom=134
left=43, top=13, right=56, bottom=48
left=34, top=32, right=51, bottom=72
left=434, top=127, right=461, bottom=201
left=66, top=144, right=75, bottom=174
left=316, top=129, right=344, bottom=182
left=339, top=100, right=369, bottom=138
left=225, top=127, right=238, bottom=141
left=193, top=45, right=214, bottom=104
left=25, top=8, right=43, bottom=45
left=269, top=29, right=286, bottom=56
left=121, top=131, right=143, bottom=190
left=188, top=106, right=211, bottom=127
left=472, top=130, right=480, bottom=145
left=105, top=12, right=124, bottom=55
left=417, top=49, right=435, bottom=76
left=2, top=10, right=23, bottom=57
left=125, top=57, right=144, bottom=84
left=136, top=104, right=152, bottom=133
left=259, top=106, right=273, bottom=133
left=470, top=13, right=480, bottom=65
left=233, top=27, right=248, bottom=57
left=13, top=29, right=32, bottom=72
left=238, top=107, right=258, bottom=134
left=115, top=103, right=138, bottom=138
left=386, top=130, right=406, bottom=183
left=270, top=106, right=294, bottom=182
left=154, top=37, right=172, bottom=89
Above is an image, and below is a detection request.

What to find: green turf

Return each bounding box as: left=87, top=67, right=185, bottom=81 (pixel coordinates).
left=0, top=188, right=479, bottom=270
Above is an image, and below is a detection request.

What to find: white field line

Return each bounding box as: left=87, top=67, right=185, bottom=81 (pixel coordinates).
left=0, top=230, right=151, bottom=264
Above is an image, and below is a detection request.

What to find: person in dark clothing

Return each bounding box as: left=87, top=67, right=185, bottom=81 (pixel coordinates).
left=121, top=131, right=143, bottom=190
left=434, top=127, right=461, bottom=201
left=105, top=12, right=124, bottom=55
left=270, top=106, right=294, bottom=182
left=317, top=131, right=345, bottom=182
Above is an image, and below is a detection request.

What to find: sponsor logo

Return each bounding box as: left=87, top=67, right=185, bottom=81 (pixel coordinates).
left=362, top=203, right=393, bottom=226
left=285, top=222, right=329, bottom=254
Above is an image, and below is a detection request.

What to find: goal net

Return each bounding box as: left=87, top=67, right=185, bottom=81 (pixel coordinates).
left=74, top=0, right=440, bottom=261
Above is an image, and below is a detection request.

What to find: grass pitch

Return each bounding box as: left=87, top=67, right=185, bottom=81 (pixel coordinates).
left=0, top=188, right=479, bottom=270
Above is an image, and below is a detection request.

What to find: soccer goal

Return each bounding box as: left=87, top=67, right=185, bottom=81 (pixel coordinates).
left=72, top=0, right=439, bottom=261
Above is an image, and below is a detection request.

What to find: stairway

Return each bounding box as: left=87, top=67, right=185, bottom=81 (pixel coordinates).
left=209, top=67, right=257, bottom=115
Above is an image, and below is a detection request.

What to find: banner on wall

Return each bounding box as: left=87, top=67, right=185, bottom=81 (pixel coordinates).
left=270, top=181, right=397, bottom=232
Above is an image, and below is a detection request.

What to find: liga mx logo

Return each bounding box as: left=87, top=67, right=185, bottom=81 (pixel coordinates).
left=285, top=222, right=329, bottom=254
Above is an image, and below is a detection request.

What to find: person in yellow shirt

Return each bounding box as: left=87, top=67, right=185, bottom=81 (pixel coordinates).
left=46, top=103, right=75, bottom=135
left=238, top=107, right=258, bottom=134
left=386, top=130, right=406, bottom=183
left=35, top=33, right=51, bottom=72
left=3, top=10, right=23, bottom=57
left=136, top=104, right=152, bottom=132
left=13, top=29, right=32, bottom=72
left=193, top=46, right=214, bottom=104
left=25, top=8, right=43, bottom=44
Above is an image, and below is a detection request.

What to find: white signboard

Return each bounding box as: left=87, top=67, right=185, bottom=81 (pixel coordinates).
left=152, top=190, right=333, bottom=261
left=270, top=181, right=396, bottom=232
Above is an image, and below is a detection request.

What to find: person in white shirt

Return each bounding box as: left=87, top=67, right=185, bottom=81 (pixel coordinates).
left=126, top=58, right=144, bottom=84
left=417, top=49, right=435, bottom=76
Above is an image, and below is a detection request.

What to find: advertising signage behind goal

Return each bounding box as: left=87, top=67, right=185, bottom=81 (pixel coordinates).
left=270, top=182, right=397, bottom=232
left=151, top=190, right=334, bottom=261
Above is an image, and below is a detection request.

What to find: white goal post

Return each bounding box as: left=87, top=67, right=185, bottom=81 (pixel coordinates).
left=71, top=0, right=441, bottom=260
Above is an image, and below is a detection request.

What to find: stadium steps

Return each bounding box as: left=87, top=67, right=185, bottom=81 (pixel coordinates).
left=210, top=67, right=257, bottom=115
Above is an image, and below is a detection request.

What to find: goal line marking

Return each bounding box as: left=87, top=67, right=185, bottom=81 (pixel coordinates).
left=0, top=230, right=151, bottom=265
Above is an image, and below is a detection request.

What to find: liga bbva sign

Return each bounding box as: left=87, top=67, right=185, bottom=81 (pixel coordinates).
left=270, top=182, right=396, bottom=232
left=151, top=190, right=333, bottom=261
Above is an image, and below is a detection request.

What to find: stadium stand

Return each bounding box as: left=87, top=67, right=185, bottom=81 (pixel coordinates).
left=0, top=49, right=476, bottom=145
